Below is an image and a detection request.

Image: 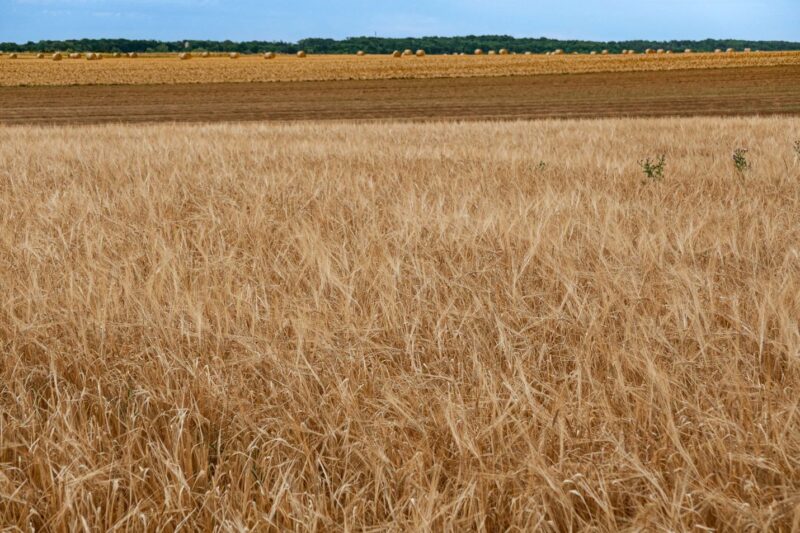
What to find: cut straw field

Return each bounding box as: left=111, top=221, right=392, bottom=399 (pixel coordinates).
left=1, top=117, right=799, bottom=530
left=1, top=51, right=800, bottom=86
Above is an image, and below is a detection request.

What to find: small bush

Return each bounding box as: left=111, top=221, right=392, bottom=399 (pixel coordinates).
left=732, top=148, right=751, bottom=174
left=638, top=155, right=666, bottom=181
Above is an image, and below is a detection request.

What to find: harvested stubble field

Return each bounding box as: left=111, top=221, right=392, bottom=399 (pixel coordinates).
left=2, top=66, right=800, bottom=125
left=1, top=117, right=799, bottom=530
left=1, top=51, right=799, bottom=86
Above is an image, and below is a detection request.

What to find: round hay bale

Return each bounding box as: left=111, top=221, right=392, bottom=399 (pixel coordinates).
left=499, top=48, right=509, bottom=55
left=264, top=51, right=276, bottom=59
left=8, top=53, right=18, bottom=59
left=684, top=49, right=692, bottom=54
left=392, top=50, right=401, bottom=58
left=95, top=53, right=103, bottom=60
left=474, top=48, right=483, bottom=55
left=601, top=50, right=609, bottom=55
left=69, top=53, right=80, bottom=59
left=356, top=50, right=365, bottom=56
left=488, top=50, right=497, bottom=55
left=296, top=50, right=307, bottom=58
left=113, top=52, right=122, bottom=58
left=726, top=48, right=735, bottom=53
left=129, top=52, right=138, bottom=58
left=524, top=51, right=532, bottom=55
left=666, top=50, right=672, bottom=54
left=179, top=52, right=192, bottom=60
left=714, top=49, right=722, bottom=54
left=52, top=52, right=63, bottom=61
left=200, top=51, right=210, bottom=58
left=415, top=49, right=425, bottom=57
left=590, top=51, right=597, bottom=55
left=36, top=53, right=45, bottom=59
left=85, top=52, right=96, bottom=60
left=656, top=49, right=665, bottom=54
left=553, top=49, right=564, bottom=55
left=645, top=48, right=654, bottom=54
left=229, top=52, right=240, bottom=59
left=744, top=48, right=752, bottom=53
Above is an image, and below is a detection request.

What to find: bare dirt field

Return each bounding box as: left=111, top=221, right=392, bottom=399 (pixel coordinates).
left=2, top=51, right=799, bottom=86
left=1, top=65, right=799, bottom=125
left=1, top=117, right=799, bottom=531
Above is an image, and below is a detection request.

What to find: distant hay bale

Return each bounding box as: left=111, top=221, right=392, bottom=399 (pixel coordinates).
left=128, top=52, right=138, bottom=58
left=715, top=49, right=722, bottom=53
left=356, top=50, right=365, bottom=56
left=201, top=51, right=210, bottom=58
left=36, top=53, right=45, bottom=59
left=524, top=51, right=532, bottom=55
left=684, top=49, right=692, bottom=54
left=52, top=52, right=63, bottom=61
left=95, top=53, right=103, bottom=60
left=488, top=50, right=497, bottom=55
left=229, top=52, right=240, bottom=59
left=726, top=48, right=735, bottom=53
left=474, top=48, right=483, bottom=55
left=264, top=51, right=276, bottom=59
left=601, top=50, right=609, bottom=54
left=744, top=47, right=752, bottom=53
left=69, top=53, right=81, bottom=59
left=645, top=48, right=654, bottom=54
left=113, top=52, right=121, bottom=58
left=179, top=52, right=192, bottom=60
left=590, top=51, right=597, bottom=55
left=86, top=53, right=97, bottom=60
left=657, top=49, right=665, bottom=54
left=666, top=50, right=672, bottom=54
left=9, top=53, right=18, bottom=59
left=392, top=50, right=401, bottom=58
left=415, top=49, right=425, bottom=57
left=499, top=48, right=509, bottom=55
left=296, top=51, right=307, bottom=58
left=403, top=49, right=413, bottom=56
left=553, top=49, right=564, bottom=55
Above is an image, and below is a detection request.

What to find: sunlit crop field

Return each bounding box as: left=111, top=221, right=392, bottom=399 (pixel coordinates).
left=1, top=116, right=799, bottom=530
left=1, top=51, right=800, bottom=86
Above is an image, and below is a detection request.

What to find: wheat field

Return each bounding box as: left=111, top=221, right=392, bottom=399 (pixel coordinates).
left=1, top=117, right=799, bottom=531
left=1, top=51, right=800, bottom=86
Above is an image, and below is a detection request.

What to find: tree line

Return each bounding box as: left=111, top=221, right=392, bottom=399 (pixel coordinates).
left=2, top=36, right=799, bottom=54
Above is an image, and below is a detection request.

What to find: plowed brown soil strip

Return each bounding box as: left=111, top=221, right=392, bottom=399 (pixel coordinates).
left=1, top=66, right=799, bottom=125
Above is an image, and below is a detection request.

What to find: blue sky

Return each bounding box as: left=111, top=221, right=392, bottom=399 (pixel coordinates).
left=1, top=0, right=798, bottom=43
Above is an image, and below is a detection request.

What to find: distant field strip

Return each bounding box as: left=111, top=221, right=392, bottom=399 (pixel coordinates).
left=1, top=66, right=799, bottom=125
left=1, top=51, right=800, bottom=86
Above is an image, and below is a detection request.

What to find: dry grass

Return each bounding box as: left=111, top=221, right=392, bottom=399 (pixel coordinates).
left=0, top=51, right=799, bottom=86
left=1, top=117, right=799, bottom=531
